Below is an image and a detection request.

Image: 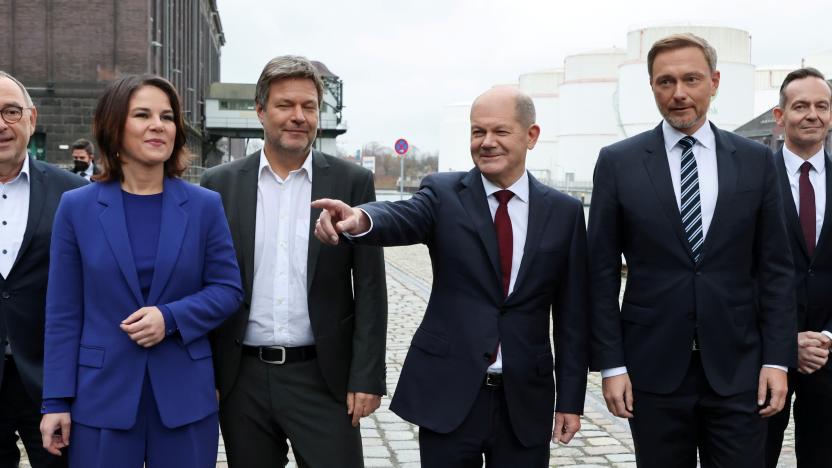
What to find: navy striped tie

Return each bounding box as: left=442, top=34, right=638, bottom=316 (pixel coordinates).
left=679, top=136, right=703, bottom=262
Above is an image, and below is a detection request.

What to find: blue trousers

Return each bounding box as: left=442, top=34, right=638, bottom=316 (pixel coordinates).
left=68, top=373, right=218, bottom=468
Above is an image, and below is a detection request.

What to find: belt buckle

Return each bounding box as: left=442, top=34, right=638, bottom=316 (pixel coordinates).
left=260, top=346, right=286, bottom=364
left=485, top=373, right=501, bottom=387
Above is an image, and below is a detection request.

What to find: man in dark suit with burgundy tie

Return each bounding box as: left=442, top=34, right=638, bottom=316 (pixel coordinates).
left=312, top=86, right=589, bottom=467
left=765, top=67, right=832, bottom=468
left=588, top=34, right=796, bottom=467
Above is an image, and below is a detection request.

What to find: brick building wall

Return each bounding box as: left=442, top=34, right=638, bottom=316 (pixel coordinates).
left=0, top=0, right=223, bottom=163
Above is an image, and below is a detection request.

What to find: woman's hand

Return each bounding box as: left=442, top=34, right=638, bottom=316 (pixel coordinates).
left=40, top=412, right=71, bottom=456
left=120, top=306, right=166, bottom=347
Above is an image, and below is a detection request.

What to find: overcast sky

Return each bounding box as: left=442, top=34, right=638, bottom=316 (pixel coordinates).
left=215, top=0, right=832, bottom=153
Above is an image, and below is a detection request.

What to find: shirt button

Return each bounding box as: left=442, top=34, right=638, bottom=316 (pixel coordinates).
left=1, top=221, right=5, bottom=225
left=2, top=250, right=6, bottom=254
left=1, top=195, right=5, bottom=199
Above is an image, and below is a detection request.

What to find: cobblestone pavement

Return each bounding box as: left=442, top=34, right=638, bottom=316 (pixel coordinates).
left=18, top=244, right=798, bottom=467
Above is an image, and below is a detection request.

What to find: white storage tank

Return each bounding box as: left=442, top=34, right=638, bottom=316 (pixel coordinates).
left=617, top=25, right=756, bottom=137
left=519, top=69, right=564, bottom=185
left=754, top=67, right=795, bottom=116
left=438, top=102, right=473, bottom=173
left=803, top=49, right=832, bottom=78
left=557, top=48, right=627, bottom=184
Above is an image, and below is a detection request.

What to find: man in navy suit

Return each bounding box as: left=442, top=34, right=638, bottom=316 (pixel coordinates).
left=0, top=71, right=86, bottom=467
left=313, top=86, right=589, bottom=467
left=765, top=67, right=832, bottom=468
left=588, top=34, right=796, bottom=467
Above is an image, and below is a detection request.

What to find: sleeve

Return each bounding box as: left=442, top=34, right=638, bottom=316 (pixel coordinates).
left=42, top=193, right=84, bottom=401
left=755, top=148, right=798, bottom=368
left=587, top=148, right=627, bottom=371
left=552, top=202, right=590, bottom=414
left=346, top=171, right=389, bottom=395
left=159, top=193, right=243, bottom=344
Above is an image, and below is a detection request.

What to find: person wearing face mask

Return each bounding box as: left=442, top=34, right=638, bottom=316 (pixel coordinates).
left=68, top=139, right=98, bottom=182
left=39, top=74, right=243, bottom=468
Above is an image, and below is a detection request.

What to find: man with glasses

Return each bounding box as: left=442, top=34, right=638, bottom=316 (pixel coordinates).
left=0, top=71, right=85, bottom=467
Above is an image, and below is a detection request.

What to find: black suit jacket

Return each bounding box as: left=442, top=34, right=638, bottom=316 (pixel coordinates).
left=355, top=169, right=588, bottom=447
left=776, top=149, right=832, bottom=384
left=0, top=158, right=86, bottom=402
left=201, top=151, right=387, bottom=401
left=588, top=123, right=796, bottom=396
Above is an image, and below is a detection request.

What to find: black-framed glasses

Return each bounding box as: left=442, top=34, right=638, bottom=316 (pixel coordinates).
left=0, top=105, right=32, bottom=124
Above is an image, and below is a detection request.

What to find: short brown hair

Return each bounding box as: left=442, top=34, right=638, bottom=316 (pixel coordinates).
left=255, top=55, right=324, bottom=108
left=70, top=138, right=94, bottom=156
left=778, top=67, right=832, bottom=108
left=93, top=74, right=190, bottom=182
left=647, top=33, right=718, bottom=79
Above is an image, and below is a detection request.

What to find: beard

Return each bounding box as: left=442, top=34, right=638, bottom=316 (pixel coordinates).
left=661, top=108, right=704, bottom=131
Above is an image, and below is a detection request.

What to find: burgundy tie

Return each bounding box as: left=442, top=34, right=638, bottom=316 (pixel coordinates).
left=799, top=162, right=816, bottom=256
left=494, top=190, right=514, bottom=296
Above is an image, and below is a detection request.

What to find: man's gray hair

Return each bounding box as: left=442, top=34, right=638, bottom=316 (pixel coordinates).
left=515, top=93, right=536, bottom=128
left=0, top=71, right=34, bottom=107
left=254, top=55, right=324, bottom=108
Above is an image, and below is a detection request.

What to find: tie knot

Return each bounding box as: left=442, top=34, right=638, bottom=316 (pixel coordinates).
left=800, top=161, right=813, bottom=175
left=678, top=136, right=696, bottom=151
left=494, top=190, right=514, bottom=205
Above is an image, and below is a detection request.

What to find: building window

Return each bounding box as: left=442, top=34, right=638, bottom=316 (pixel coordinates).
left=219, top=100, right=255, bottom=111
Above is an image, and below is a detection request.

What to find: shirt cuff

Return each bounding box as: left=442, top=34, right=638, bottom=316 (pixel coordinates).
left=41, top=398, right=71, bottom=414
left=158, top=305, right=178, bottom=336
left=763, top=364, right=788, bottom=373
left=343, top=209, right=373, bottom=238
left=822, top=330, right=832, bottom=341
left=601, top=367, right=628, bottom=378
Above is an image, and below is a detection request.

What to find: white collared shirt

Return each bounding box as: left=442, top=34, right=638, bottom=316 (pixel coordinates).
left=481, top=171, right=530, bottom=373
left=245, top=149, right=314, bottom=347
left=0, top=155, right=30, bottom=279
left=663, top=120, right=718, bottom=239
left=782, top=145, right=826, bottom=246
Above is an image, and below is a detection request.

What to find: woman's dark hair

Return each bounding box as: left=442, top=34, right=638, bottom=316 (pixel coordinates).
left=93, top=74, right=190, bottom=181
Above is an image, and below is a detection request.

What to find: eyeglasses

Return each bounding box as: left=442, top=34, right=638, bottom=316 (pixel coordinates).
left=0, top=105, right=32, bottom=124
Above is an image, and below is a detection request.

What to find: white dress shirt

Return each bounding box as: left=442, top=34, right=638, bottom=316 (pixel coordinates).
left=482, top=171, right=530, bottom=374
left=602, top=121, right=785, bottom=378
left=245, top=149, right=315, bottom=347
left=782, top=145, right=832, bottom=341
left=0, top=155, right=30, bottom=279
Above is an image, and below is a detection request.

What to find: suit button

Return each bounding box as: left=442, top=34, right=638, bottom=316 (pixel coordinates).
left=483, top=352, right=492, bottom=361
left=0, top=292, right=8, bottom=299
left=499, top=308, right=507, bottom=315
left=695, top=271, right=702, bottom=276
left=234, top=339, right=241, bottom=346
left=808, top=269, right=815, bottom=277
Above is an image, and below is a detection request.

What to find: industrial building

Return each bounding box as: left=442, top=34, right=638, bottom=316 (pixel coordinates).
left=439, top=24, right=832, bottom=202
left=0, top=0, right=224, bottom=163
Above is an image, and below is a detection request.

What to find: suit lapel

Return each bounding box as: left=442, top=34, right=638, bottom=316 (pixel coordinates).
left=307, top=151, right=330, bottom=293
left=511, top=173, right=552, bottom=297
left=98, top=181, right=144, bottom=305
left=459, top=169, right=502, bottom=288
left=701, top=125, right=739, bottom=263
left=642, top=125, right=693, bottom=259
left=13, top=159, right=47, bottom=270
left=235, top=155, right=260, bottom=301
left=146, top=178, right=188, bottom=305
left=811, top=151, right=832, bottom=261
left=776, top=149, right=809, bottom=259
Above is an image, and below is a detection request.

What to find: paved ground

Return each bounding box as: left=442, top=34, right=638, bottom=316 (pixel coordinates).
left=18, top=244, right=797, bottom=467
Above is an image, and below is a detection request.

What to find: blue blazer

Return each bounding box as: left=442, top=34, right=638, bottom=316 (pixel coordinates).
left=43, top=178, right=243, bottom=430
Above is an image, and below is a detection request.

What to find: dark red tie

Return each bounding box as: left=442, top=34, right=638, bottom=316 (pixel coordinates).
left=799, top=162, right=816, bottom=257
left=494, top=190, right=514, bottom=296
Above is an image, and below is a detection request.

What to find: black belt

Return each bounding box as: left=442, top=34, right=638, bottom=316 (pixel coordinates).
left=484, top=372, right=503, bottom=388
left=242, top=345, right=316, bottom=365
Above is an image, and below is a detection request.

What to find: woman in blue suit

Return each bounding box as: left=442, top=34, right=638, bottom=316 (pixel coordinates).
left=39, top=75, right=242, bottom=467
